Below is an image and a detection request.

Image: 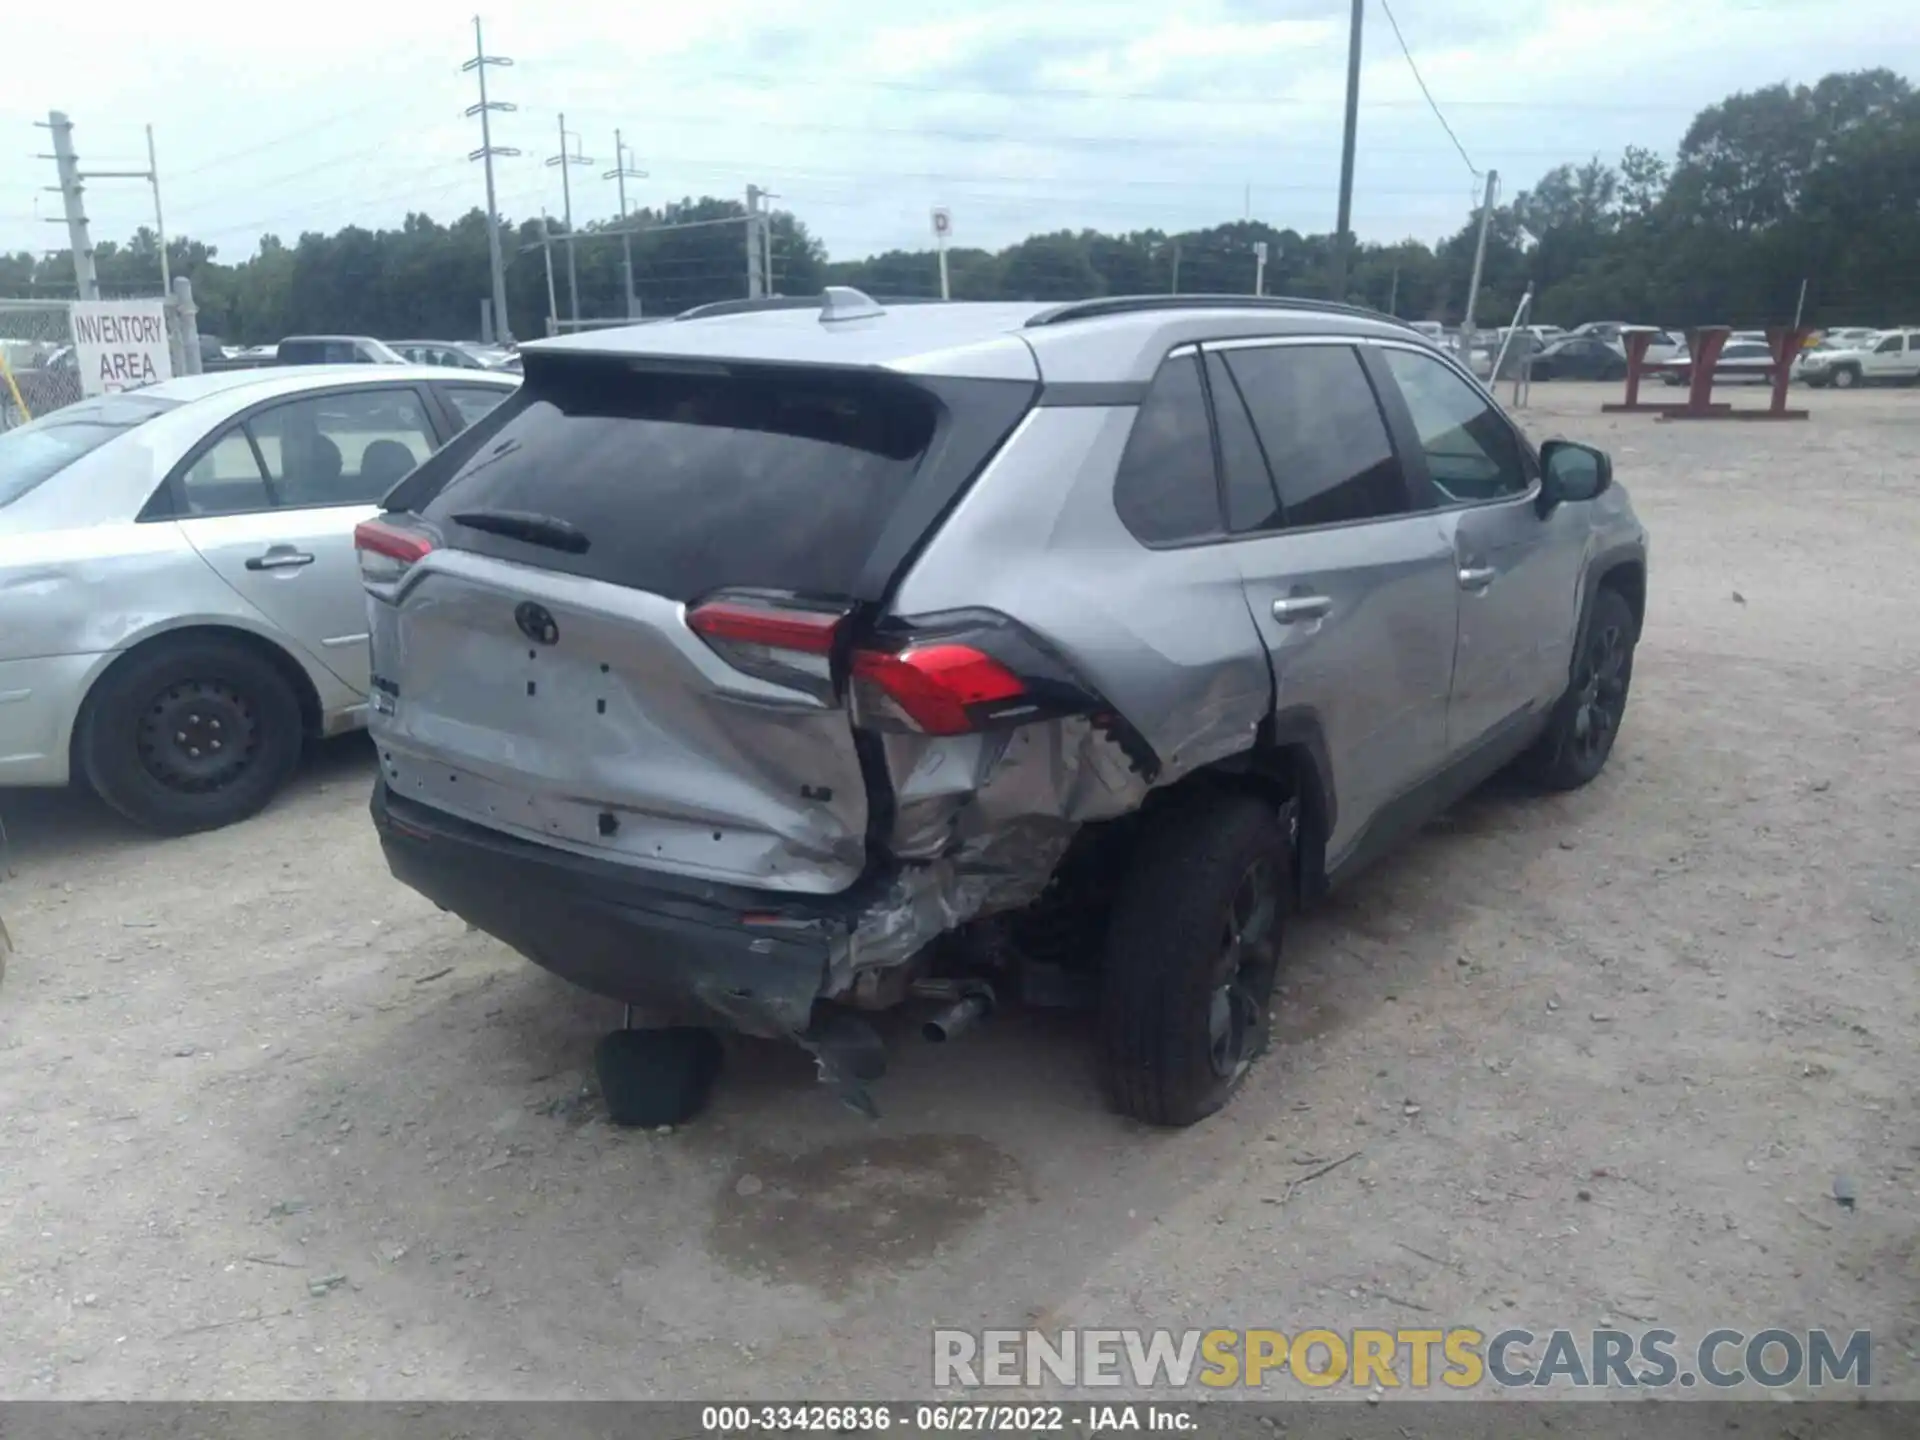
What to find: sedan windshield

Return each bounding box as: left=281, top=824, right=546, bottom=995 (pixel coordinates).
left=0, top=393, right=179, bottom=508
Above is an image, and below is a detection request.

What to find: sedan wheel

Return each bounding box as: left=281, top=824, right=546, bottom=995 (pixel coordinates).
left=80, top=636, right=305, bottom=834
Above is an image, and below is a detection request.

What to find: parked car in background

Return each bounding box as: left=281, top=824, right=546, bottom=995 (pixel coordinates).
left=1662, top=339, right=1779, bottom=386
left=277, top=336, right=407, bottom=366
left=1816, top=327, right=1879, bottom=350
left=1795, top=329, right=1920, bottom=389
left=1408, top=321, right=1447, bottom=347
left=393, top=340, right=517, bottom=371
left=359, top=291, right=1646, bottom=1127
left=1570, top=321, right=1635, bottom=342
left=0, top=365, right=518, bottom=832
left=1526, top=335, right=1628, bottom=381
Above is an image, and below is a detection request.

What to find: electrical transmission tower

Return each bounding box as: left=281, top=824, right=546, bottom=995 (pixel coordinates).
left=463, top=16, right=519, bottom=344
left=603, top=130, right=648, bottom=319
left=545, top=115, right=592, bottom=324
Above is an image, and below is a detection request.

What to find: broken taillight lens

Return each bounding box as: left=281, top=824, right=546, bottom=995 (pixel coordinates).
left=686, top=595, right=848, bottom=695
left=354, top=517, right=435, bottom=586
left=850, top=643, right=1027, bottom=736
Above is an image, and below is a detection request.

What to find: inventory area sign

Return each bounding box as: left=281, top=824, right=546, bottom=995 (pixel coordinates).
left=72, top=301, right=173, bottom=396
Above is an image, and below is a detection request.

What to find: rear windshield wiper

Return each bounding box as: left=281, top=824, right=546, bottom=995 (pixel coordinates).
left=450, top=509, right=591, bottom=554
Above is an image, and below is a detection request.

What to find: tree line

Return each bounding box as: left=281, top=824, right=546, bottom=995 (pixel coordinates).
left=4, top=68, right=1914, bottom=344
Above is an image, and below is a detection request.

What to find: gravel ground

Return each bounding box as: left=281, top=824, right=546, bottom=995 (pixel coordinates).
left=1, top=381, right=1916, bottom=1401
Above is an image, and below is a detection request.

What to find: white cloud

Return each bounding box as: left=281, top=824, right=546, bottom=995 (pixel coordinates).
left=1, top=0, right=1910, bottom=279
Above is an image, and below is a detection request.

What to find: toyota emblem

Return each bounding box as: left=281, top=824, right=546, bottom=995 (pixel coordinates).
left=515, top=601, right=559, bottom=646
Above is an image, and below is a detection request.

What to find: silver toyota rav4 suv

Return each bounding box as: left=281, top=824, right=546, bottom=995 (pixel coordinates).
left=359, top=291, right=1648, bottom=1127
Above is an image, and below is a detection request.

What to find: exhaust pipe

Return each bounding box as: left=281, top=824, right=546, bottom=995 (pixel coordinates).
left=922, top=992, right=992, bottom=1044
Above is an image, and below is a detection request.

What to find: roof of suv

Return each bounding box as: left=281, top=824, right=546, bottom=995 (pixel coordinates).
left=525, top=292, right=1428, bottom=387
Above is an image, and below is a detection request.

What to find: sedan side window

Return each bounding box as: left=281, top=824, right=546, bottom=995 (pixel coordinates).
left=1379, top=346, right=1530, bottom=504
left=1112, top=353, right=1222, bottom=545
left=1223, top=344, right=1409, bottom=528
left=181, top=428, right=273, bottom=516
left=444, top=385, right=514, bottom=430
left=247, top=389, right=438, bottom=507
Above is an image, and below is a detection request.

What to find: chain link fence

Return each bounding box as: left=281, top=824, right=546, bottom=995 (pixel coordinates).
left=0, top=286, right=203, bottom=432
left=0, top=301, right=81, bottom=432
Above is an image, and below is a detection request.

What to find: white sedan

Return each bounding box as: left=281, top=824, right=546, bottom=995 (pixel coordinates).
left=0, top=365, right=518, bottom=832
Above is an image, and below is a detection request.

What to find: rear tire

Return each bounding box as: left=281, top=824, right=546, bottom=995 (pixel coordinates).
left=78, top=636, right=304, bottom=835
left=1520, top=588, right=1636, bottom=792
left=1100, top=794, right=1289, bottom=1127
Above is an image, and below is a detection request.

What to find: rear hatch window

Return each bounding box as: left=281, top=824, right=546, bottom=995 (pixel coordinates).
left=410, top=357, right=943, bottom=602
left=1, top=393, right=179, bottom=508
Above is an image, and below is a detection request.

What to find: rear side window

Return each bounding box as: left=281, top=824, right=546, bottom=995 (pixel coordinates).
left=1112, top=354, right=1221, bottom=545
left=1223, top=345, right=1408, bottom=528
left=416, top=361, right=943, bottom=602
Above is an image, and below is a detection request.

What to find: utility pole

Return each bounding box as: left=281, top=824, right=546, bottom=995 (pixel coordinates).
left=761, top=191, right=777, bottom=296
left=1170, top=241, right=1182, bottom=295
left=463, top=17, right=519, bottom=344
left=40, top=112, right=174, bottom=299
left=545, top=113, right=592, bottom=324
left=603, top=130, right=648, bottom=319
left=1460, top=169, right=1499, bottom=346
left=1330, top=0, right=1364, bottom=300
left=38, top=110, right=99, bottom=299
left=537, top=211, right=558, bottom=334
left=745, top=186, right=765, bottom=298
left=1388, top=264, right=1399, bottom=316
left=1253, top=240, right=1268, bottom=297
left=146, top=127, right=170, bottom=294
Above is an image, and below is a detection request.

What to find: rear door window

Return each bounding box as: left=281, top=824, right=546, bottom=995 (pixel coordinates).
left=414, top=361, right=944, bottom=602
left=181, top=429, right=273, bottom=515
left=249, top=388, right=437, bottom=506
left=1223, top=345, right=1410, bottom=527
left=442, top=384, right=513, bottom=429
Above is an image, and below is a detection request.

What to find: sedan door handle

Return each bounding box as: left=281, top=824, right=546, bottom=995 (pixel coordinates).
left=1271, top=594, right=1332, bottom=623
left=1458, top=564, right=1497, bottom=591
left=246, top=549, right=316, bottom=572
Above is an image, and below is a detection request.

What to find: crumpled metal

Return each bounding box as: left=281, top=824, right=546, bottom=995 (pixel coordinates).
left=828, top=714, right=1152, bottom=989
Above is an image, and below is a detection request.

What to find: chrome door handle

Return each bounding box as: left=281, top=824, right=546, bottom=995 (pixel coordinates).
left=1458, top=565, right=1496, bottom=591
left=1271, top=595, right=1331, bottom=623
left=246, top=549, right=316, bottom=571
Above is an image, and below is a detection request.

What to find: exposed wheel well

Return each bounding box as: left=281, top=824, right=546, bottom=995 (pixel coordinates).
left=1598, top=561, right=1647, bottom=641
left=70, top=626, right=324, bottom=776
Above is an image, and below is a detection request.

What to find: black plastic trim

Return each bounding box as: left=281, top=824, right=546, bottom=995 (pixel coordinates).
left=1035, top=380, right=1153, bottom=407
left=1027, top=294, right=1412, bottom=331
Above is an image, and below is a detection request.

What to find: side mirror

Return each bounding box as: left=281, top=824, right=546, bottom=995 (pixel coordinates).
left=1539, top=439, right=1612, bottom=510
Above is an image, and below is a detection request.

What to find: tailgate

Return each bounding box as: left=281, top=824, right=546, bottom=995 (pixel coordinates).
left=365, top=353, right=1036, bottom=894
left=371, top=550, right=870, bottom=892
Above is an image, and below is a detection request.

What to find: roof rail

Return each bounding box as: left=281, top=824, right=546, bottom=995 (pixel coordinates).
left=1024, top=294, right=1408, bottom=329
left=674, top=295, right=820, bottom=322
left=674, top=290, right=951, bottom=323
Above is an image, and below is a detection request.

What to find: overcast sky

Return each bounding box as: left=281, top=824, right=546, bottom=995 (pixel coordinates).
left=0, top=0, right=1906, bottom=273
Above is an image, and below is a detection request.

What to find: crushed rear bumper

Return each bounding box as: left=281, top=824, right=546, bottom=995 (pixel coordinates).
left=372, top=779, right=846, bottom=1036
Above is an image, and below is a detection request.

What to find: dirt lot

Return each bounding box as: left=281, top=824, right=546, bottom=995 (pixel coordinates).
left=1, top=381, right=1917, bottom=1401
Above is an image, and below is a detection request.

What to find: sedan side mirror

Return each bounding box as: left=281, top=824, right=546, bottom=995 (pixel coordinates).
left=1539, top=439, right=1612, bottom=511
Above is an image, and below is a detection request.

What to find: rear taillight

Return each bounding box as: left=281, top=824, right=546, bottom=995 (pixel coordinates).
left=851, top=643, right=1027, bottom=736
left=686, top=595, right=848, bottom=695
left=354, top=517, right=435, bottom=586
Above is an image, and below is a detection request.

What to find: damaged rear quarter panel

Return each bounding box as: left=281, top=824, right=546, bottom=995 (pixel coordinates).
left=831, top=407, right=1274, bottom=988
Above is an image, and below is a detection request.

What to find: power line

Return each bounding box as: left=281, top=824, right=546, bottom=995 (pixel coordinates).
left=579, top=65, right=1703, bottom=112
left=1377, top=0, right=1480, bottom=177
